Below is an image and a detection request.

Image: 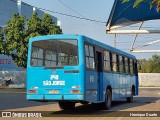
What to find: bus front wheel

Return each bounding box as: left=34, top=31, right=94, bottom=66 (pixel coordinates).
left=102, top=89, right=112, bottom=110
left=58, top=101, right=75, bottom=110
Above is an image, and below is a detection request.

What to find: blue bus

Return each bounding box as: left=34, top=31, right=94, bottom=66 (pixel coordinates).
left=26, top=34, right=138, bottom=110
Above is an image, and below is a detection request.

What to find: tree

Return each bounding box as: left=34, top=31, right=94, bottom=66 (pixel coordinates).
left=0, top=27, right=4, bottom=54
left=0, top=12, right=62, bottom=68
left=138, top=59, right=150, bottom=73
left=148, top=54, right=160, bottom=72
left=2, top=14, right=26, bottom=67
left=138, top=54, right=160, bottom=73
left=122, top=0, right=160, bottom=12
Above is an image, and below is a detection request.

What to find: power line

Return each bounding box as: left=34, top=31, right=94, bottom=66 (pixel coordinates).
left=56, top=0, right=104, bottom=26
left=38, top=7, right=106, bottom=24
left=57, top=0, right=85, bottom=18
left=10, top=0, right=106, bottom=24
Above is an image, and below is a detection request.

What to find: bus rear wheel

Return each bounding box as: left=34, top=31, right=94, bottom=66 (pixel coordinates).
left=102, top=89, right=112, bottom=110
left=127, top=88, right=134, bottom=102
left=80, top=101, right=89, bottom=105
left=58, top=101, right=75, bottom=110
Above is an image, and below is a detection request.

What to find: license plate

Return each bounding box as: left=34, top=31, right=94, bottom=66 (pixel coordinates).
left=49, top=90, right=59, bottom=94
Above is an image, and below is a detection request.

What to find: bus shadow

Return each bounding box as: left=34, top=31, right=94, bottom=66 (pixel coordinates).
left=50, top=97, right=160, bottom=116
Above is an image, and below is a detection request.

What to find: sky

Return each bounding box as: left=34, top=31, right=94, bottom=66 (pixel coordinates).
left=21, top=0, right=160, bottom=60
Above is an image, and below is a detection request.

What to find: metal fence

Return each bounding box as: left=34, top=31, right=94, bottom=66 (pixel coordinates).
left=0, top=71, right=26, bottom=86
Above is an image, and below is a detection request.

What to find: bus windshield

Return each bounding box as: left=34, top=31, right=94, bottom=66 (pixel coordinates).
left=30, top=39, right=78, bottom=67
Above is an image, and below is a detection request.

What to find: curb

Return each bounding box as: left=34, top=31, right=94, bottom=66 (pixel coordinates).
left=0, top=91, right=26, bottom=94
left=139, top=87, right=160, bottom=88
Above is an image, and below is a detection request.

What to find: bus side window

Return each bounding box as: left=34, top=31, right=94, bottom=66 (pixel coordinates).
left=119, top=56, right=124, bottom=73
left=85, top=45, right=89, bottom=68
left=130, top=59, right=134, bottom=74
left=116, top=55, right=119, bottom=72
left=135, top=61, right=138, bottom=75
left=128, top=58, right=130, bottom=73
left=112, top=53, right=118, bottom=72
left=89, top=46, right=95, bottom=69
left=122, top=56, right=125, bottom=73
left=110, top=52, right=112, bottom=71
left=103, top=51, right=111, bottom=71
left=133, top=60, right=137, bottom=75
left=125, top=57, right=129, bottom=74
left=85, top=44, right=95, bottom=69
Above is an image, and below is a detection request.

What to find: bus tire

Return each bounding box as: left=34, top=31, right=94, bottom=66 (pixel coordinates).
left=80, top=101, right=89, bottom=105
left=103, top=89, right=112, bottom=110
left=127, top=88, right=134, bottom=102
left=58, top=101, right=75, bottom=110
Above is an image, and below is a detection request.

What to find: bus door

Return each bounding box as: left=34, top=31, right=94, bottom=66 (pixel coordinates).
left=96, top=51, right=103, bottom=101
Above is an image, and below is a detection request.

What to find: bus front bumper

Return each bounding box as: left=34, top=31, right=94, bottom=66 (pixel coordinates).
left=27, top=94, right=84, bottom=101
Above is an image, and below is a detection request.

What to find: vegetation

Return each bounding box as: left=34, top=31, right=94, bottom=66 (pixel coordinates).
left=122, top=0, right=160, bottom=12
left=0, top=12, right=62, bottom=68
left=138, top=54, right=160, bottom=73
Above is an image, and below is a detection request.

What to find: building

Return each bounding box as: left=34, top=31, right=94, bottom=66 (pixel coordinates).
left=0, top=0, right=57, bottom=27
left=0, top=0, right=58, bottom=71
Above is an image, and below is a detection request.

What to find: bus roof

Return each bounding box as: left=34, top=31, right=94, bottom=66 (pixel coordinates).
left=29, top=34, right=136, bottom=60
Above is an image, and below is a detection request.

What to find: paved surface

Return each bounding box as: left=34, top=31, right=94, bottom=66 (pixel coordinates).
left=0, top=92, right=54, bottom=110
left=0, top=88, right=160, bottom=120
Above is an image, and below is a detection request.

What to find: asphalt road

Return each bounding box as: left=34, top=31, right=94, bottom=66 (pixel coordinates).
left=0, top=92, right=55, bottom=110
left=0, top=88, right=160, bottom=118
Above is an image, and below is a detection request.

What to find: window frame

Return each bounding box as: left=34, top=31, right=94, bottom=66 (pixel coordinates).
left=30, top=39, right=79, bottom=67
left=103, top=50, right=112, bottom=72
left=84, top=42, right=137, bottom=75
left=112, top=53, right=118, bottom=72
left=31, top=46, right=44, bottom=67
left=85, top=43, right=95, bottom=70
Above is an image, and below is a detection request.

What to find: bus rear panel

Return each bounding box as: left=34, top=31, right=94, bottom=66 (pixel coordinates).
left=27, top=36, right=85, bottom=102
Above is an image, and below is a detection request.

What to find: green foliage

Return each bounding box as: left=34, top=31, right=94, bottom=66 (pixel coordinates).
left=0, top=12, right=62, bottom=68
left=122, top=0, right=130, bottom=3
left=122, top=0, right=146, bottom=7
left=0, top=27, right=4, bottom=54
left=133, top=0, right=146, bottom=8
left=3, top=14, right=27, bottom=67
left=122, top=0, right=160, bottom=11
left=138, top=54, right=160, bottom=73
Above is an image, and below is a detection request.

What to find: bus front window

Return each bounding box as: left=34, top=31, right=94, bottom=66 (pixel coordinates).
left=31, top=39, right=78, bottom=67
